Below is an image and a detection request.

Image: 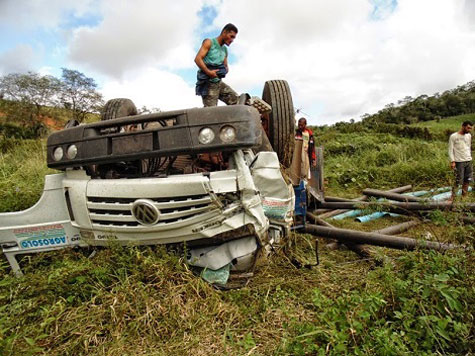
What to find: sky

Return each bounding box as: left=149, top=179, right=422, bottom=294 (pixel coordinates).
left=1, top=0, right=474, bottom=125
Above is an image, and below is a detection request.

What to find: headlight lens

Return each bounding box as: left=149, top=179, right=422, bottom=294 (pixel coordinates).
left=198, top=127, right=215, bottom=144
left=220, top=126, right=236, bottom=143
left=53, top=147, right=63, bottom=161
left=67, top=145, right=78, bottom=159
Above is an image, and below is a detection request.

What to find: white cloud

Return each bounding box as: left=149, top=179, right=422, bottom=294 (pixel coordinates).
left=2, top=0, right=475, bottom=126
left=68, top=0, right=203, bottom=78
left=0, top=45, right=36, bottom=74
left=212, top=0, right=475, bottom=125
left=100, top=67, right=202, bottom=112
left=0, top=0, right=95, bottom=29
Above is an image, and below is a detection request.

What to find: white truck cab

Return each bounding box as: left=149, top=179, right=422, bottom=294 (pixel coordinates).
left=0, top=80, right=297, bottom=285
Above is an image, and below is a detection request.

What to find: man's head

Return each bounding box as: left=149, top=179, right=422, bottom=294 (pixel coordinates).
left=298, top=118, right=307, bottom=131
left=461, top=120, right=473, bottom=134
left=220, top=23, right=238, bottom=46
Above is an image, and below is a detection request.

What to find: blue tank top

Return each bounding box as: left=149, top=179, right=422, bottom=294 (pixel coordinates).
left=204, top=38, right=227, bottom=66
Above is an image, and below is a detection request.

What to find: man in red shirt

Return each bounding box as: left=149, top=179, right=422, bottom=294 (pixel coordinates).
left=296, top=117, right=316, bottom=166
left=290, top=118, right=316, bottom=185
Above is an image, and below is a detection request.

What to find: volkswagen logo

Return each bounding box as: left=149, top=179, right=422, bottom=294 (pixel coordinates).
left=131, top=199, right=160, bottom=225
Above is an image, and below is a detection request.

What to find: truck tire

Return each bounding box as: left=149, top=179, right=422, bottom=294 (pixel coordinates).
left=262, top=80, right=295, bottom=167
left=101, top=98, right=138, bottom=121
left=97, top=98, right=140, bottom=177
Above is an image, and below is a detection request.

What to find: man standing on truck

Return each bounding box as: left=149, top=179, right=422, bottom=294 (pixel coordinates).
left=195, top=23, right=239, bottom=107
left=448, top=120, right=473, bottom=199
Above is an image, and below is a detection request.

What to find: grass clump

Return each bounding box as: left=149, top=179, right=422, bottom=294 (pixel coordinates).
left=285, top=250, right=474, bottom=355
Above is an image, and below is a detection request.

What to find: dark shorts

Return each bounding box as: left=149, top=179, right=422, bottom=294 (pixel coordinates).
left=454, top=161, right=473, bottom=185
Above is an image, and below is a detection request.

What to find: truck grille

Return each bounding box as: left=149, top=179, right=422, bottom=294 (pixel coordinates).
left=86, top=194, right=217, bottom=228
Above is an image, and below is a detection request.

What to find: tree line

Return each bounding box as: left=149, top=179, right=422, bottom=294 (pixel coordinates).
left=360, top=80, right=475, bottom=126
left=0, top=69, right=104, bottom=137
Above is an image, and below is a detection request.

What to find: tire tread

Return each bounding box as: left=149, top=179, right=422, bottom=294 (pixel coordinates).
left=262, top=80, right=295, bottom=166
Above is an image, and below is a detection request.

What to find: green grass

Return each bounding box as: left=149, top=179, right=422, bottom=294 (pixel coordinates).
left=414, top=113, right=475, bottom=130
left=412, top=113, right=475, bottom=140
left=1, top=241, right=471, bottom=355
left=285, top=250, right=473, bottom=355
left=318, top=131, right=453, bottom=196
left=0, top=138, right=55, bottom=212
left=0, top=115, right=474, bottom=355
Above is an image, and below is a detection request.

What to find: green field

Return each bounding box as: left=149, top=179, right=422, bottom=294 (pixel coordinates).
left=0, top=115, right=474, bottom=355
left=414, top=113, right=475, bottom=129
left=412, top=113, right=475, bottom=138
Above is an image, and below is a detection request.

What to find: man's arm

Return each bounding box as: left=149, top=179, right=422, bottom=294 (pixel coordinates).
left=194, top=39, right=218, bottom=78
left=448, top=135, right=455, bottom=169
left=223, top=55, right=229, bottom=73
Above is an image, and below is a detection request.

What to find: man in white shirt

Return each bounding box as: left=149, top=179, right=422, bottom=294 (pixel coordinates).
left=448, top=120, right=473, bottom=198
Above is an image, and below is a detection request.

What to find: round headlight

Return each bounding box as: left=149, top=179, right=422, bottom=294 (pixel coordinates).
left=220, top=126, right=236, bottom=143
left=198, top=127, right=215, bottom=144
left=67, top=145, right=78, bottom=159
left=53, top=147, right=63, bottom=161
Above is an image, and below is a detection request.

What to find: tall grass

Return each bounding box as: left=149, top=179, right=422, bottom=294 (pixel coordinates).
left=0, top=138, right=55, bottom=212
left=320, top=132, right=453, bottom=195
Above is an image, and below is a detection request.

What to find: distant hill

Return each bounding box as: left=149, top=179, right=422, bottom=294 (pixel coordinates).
left=359, top=80, right=475, bottom=126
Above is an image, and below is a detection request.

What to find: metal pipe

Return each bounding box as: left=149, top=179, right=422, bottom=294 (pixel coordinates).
left=318, top=201, right=475, bottom=212
left=354, top=188, right=458, bottom=222
left=362, top=189, right=423, bottom=202
left=306, top=212, right=371, bottom=257
left=332, top=192, right=420, bottom=221
left=306, top=212, right=332, bottom=227
left=317, top=209, right=349, bottom=219
left=461, top=216, right=475, bottom=224
left=387, top=185, right=413, bottom=193
left=306, top=214, right=422, bottom=256
left=304, top=224, right=457, bottom=251
left=314, top=208, right=330, bottom=214
left=317, top=185, right=413, bottom=219
left=373, top=220, right=421, bottom=235
left=338, top=192, right=426, bottom=222
left=324, top=196, right=358, bottom=202
left=343, top=192, right=424, bottom=222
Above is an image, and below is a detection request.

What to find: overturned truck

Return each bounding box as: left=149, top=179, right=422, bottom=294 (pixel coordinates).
left=0, top=80, right=296, bottom=282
